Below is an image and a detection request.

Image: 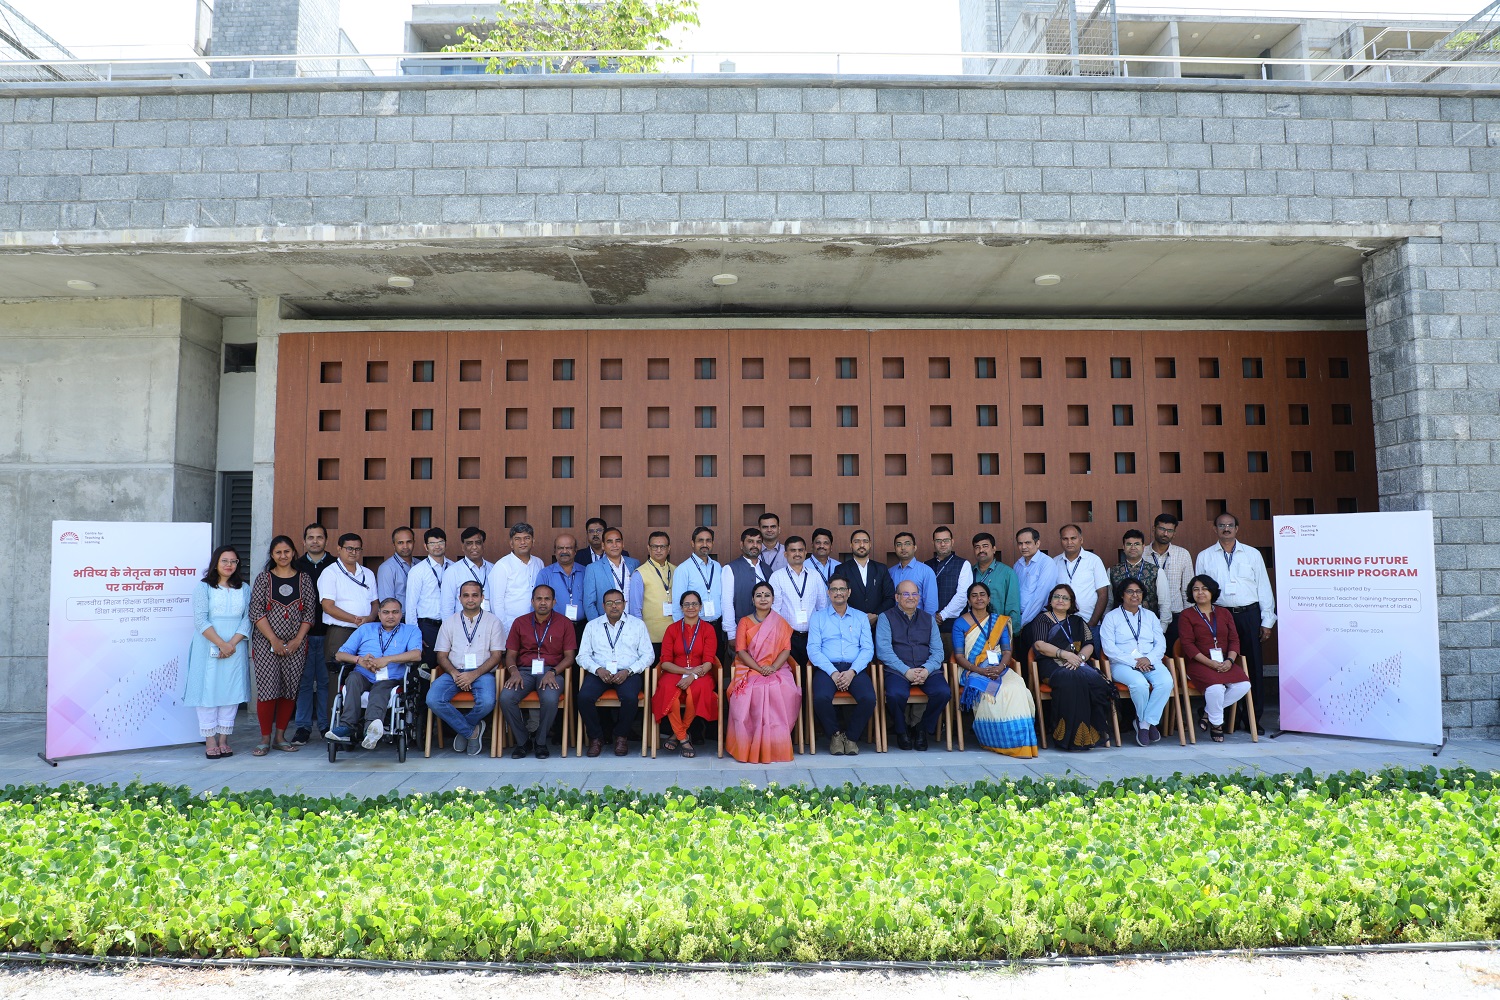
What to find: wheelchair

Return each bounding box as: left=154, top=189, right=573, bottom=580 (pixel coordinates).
left=326, top=661, right=420, bottom=763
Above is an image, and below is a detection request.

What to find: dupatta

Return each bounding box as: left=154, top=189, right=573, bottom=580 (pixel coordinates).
left=959, top=612, right=1012, bottom=712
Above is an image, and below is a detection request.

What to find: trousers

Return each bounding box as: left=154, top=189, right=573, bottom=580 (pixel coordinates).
left=499, top=671, right=561, bottom=746
left=292, top=634, right=327, bottom=732
left=577, top=671, right=645, bottom=742
left=339, top=671, right=398, bottom=727
left=426, top=672, right=497, bottom=737
left=1202, top=680, right=1252, bottom=725
left=810, top=668, right=877, bottom=743
left=1112, top=659, right=1175, bottom=727
left=882, top=665, right=952, bottom=735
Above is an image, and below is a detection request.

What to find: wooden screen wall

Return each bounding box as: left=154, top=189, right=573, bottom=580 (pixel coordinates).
left=273, top=328, right=1377, bottom=571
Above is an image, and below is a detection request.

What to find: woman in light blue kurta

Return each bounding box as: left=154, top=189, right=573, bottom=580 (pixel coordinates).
left=183, top=545, right=252, bottom=757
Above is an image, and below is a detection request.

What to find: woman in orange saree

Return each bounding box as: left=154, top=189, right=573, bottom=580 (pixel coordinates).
left=726, top=581, right=801, bottom=764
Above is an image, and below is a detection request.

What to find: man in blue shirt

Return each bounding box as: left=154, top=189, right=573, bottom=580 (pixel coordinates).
left=537, top=532, right=587, bottom=630
left=330, top=598, right=423, bottom=749
left=672, top=525, right=726, bottom=653
left=583, top=528, right=640, bottom=622
left=876, top=581, right=949, bottom=751
left=888, top=531, right=939, bottom=615
left=376, top=526, right=415, bottom=604
left=1012, top=526, right=1058, bottom=664
left=806, top=577, right=876, bottom=756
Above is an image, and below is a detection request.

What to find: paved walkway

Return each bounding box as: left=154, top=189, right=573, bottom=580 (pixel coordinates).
left=12, top=711, right=1498, bottom=797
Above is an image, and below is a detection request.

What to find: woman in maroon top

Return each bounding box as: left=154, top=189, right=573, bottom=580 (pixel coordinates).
left=651, top=590, right=720, bottom=757
left=1177, top=574, right=1252, bottom=742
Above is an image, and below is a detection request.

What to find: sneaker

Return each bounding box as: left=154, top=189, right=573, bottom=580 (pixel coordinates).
left=830, top=732, right=847, bottom=756
left=1135, top=724, right=1149, bottom=747
left=289, top=728, right=311, bottom=747
left=361, top=719, right=384, bottom=750
left=843, top=734, right=860, bottom=756
left=326, top=725, right=352, bottom=743
left=452, top=730, right=468, bottom=754
left=1148, top=724, right=1162, bottom=744
left=467, top=720, right=486, bottom=756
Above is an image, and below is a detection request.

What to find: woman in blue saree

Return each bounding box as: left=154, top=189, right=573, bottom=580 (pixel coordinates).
left=951, top=582, right=1037, bottom=758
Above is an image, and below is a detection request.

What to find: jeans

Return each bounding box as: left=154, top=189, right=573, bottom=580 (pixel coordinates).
left=1111, top=658, right=1175, bottom=727
left=426, top=672, right=497, bottom=738
left=292, top=634, right=327, bottom=733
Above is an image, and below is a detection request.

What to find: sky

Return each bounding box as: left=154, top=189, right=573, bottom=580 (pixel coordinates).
left=8, top=0, right=1486, bottom=71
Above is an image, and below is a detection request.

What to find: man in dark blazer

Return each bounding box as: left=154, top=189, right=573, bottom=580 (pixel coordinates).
left=832, top=529, right=896, bottom=625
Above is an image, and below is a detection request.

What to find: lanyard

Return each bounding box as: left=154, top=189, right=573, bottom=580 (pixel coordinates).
left=1063, top=557, right=1081, bottom=583
left=649, top=561, right=673, bottom=592
left=1149, top=549, right=1169, bottom=573
left=555, top=566, right=578, bottom=602
left=609, top=559, right=628, bottom=593
left=1124, top=610, right=1143, bottom=647
left=337, top=562, right=370, bottom=590
left=377, top=626, right=398, bottom=657
left=692, top=556, right=717, bottom=594
left=1048, top=613, right=1074, bottom=647
left=531, top=615, right=554, bottom=654
left=932, top=554, right=956, bottom=578
left=1123, top=561, right=1144, bottom=581
left=391, top=557, right=410, bottom=586
left=429, top=559, right=445, bottom=583
left=788, top=569, right=809, bottom=601
left=745, top=557, right=763, bottom=582
left=810, top=558, right=833, bottom=585
left=1196, top=607, right=1219, bottom=645
left=1223, top=544, right=1236, bottom=574
left=604, top=618, right=624, bottom=652
left=461, top=611, right=483, bottom=645
left=684, top=619, right=703, bottom=665
left=465, top=559, right=488, bottom=587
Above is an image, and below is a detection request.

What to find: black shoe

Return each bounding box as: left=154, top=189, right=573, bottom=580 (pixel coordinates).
left=895, top=732, right=913, bottom=751
left=913, top=731, right=929, bottom=751
left=289, top=728, right=311, bottom=747
left=535, top=743, right=550, bottom=760
left=510, top=739, right=532, bottom=760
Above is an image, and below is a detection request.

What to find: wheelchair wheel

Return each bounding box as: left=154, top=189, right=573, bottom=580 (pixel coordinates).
left=327, top=738, right=338, bottom=763
left=397, top=730, right=407, bottom=762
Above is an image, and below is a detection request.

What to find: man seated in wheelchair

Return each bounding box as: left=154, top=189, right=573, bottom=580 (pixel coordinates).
left=330, top=598, right=423, bottom=749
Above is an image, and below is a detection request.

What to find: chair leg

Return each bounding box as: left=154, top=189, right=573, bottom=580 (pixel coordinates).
left=717, top=663, right=725, bottom=759
left=490, top=702, right=501, bottom=758
left=802, top=663, right=815, bottom=755
left=1244, top=688, right=1259, bottom=742
left=425, top=708, right=434, bottom=758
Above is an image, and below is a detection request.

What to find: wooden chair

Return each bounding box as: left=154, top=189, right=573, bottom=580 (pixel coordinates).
left=494, top=672, right=574, bottom=758
left=649, top=656, right=723, bottom=759
left=1099, top=656, right=1187, bottom=746
left=717, top=656, right=806, bottom=757
left=572, top=666, right=654, bottom=758
left=1023, top=649, right=1051, bottom=750
left=1172, top=640, right=1259, bottom=743
left=804, top=661, right=886, bottom=754
left=423, top=680, right=503, bottom=758
left=871, top=659, right=954, bottom=752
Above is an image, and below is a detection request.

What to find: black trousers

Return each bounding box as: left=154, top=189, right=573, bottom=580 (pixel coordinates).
left=577, top=672, right=645, bottom=742
left=1228, top=603, right=1265, bottom=725
left=810, top=668, right=877, bottom=743
left=790, top=630, right=809, bottom=673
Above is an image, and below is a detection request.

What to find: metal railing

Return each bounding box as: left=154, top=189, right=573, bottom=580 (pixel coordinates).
left=0, top=48, right=1499, bottom=83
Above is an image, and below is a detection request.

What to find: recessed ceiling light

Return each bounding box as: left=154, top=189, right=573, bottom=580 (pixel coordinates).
left=1191, top=31, right=1200, bottom=37
left=1034, top=274, right=1062, bottom=286
left=1253, top=32, right=1262, bottom=39
left=66, top=279, right=96, bottom=290
left=712, top=273, right=738, bottom=286
left=1333, top=275, right=1362, bottom=287
left=387, top=276, right=415, bottom=288
left=1126, top=30, right=1134, bottom=36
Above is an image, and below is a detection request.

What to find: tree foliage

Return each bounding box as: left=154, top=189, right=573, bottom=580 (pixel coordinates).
left=443, top=0, right=700, bottom=74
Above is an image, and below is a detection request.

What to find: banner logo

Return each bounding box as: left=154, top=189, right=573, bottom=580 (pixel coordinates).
left=58, top=531, right=79, bottom=544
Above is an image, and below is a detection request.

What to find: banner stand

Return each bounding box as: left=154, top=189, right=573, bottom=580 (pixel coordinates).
left=36, top=752, right=57, bottom=768
left=1269, top=727, right=1444, bottom=755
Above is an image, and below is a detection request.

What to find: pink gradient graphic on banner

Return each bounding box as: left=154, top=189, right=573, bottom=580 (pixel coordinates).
left=46, top=521, right=211, bottom=759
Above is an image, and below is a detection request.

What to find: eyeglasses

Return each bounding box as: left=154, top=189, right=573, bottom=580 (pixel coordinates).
left=1215, top=523, right=1236, bottom=530
left=342, top=545, right=362, bottom=553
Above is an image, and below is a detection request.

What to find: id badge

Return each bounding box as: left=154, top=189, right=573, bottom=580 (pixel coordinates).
left=986, top=649, right=1000, bottom=665
left=1130, top=649, right=1142, bottom=659
left=463, top=653, right=478, bottom=670
left=481, top=599, right=491, bottom=612
left=796, top=618, right=808, bottom=631
left=531, top=657, right=545, bottom=675
left=565, top=603, right=579, bottom=620
left=1209, top=648, right=1225, bottom=663
left=662, top=601, right=675, bottom=617
left=702, top=600, right=716, bottom=619
left=608, top=658, right=619, bottom=671
left=374, top=666, right=391, bottom=682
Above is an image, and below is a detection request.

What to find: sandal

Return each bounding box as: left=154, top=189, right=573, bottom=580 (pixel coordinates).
left=252, top=743, right=271, bottom=757
left=204, top=746, right=221, bottom=759
left=218, top=747, right=234, bottom=758
left=1210, top=723, right=1225, bottom=743
left=662, top=736, right=681, bottom=752
left=680, top=740, right=696, bottom=759
left=272, top=740, right=300, bottom=752
left=1198, top=711, right=1211, bottom=732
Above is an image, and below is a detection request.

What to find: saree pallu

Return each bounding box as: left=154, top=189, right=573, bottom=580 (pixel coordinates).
left=726, top=612, right=800, bottom=763
left=958, top=614, right=1037, bottom=758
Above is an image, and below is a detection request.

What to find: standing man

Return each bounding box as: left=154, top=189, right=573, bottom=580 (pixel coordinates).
left=876, top=581, right=950, bottom=752
left=376, top=526, right=415, bottom=604
left=538, top=533, right=587, bottom=632
left=971, top=532, right=1022, bottom=625
left=486, top=522, right=543, bottom=639
left=290, top=522, right=335, bottom=745
left=1195, top=513, right=1275, bottom=728
left=807, top=528, right=841, bottom=588
left=631, top=531, right=675, bottom=657
left=442, top=527, right=493, bottom=620
left=889, top=531, right=940, bottom=615
left=719, top=527, right=764, bottom=646
left=1148, top=513, right=1192, bottom=653
left=575, top=517, right=609, bottom=568
left=575, top=588, right=655, bottom=756
left=770, top=536, right=829, bottom=669
left=404, top=527, right=451, bottom=666
left=806, top=577, right=877, bottom=756
left=929, top=526, right=973, bottom=658
left=583, top=527, right=639, bottom=622
left=428, top=580, right=505, bottom=756
left=673, top=526, right=725, bottom=652
left=1109, top=530, right=1162, bottom=619
left=329, top=598, right=422, bottom=750
left=318, top=532, right=380, bottom=733
left=1012, top=527, right=1058, bottom=632
left=1055, top=524, right=1110, bottom=632
left=833, top=529, right=895, bottom=625
left=757, top=512, right=787, bottom=576
left=500, top=584, right=577, bottom=760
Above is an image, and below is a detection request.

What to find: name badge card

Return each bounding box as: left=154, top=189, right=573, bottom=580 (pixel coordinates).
left=464, top=653, right=478, bottom=670
left=565, top=603, right=579, bottom=620
left=481, top=599, right=491, bottom=612
left=608, top=658, right=619, bottom=671
left=531, top=657, right=545, bottom=675
left=662, top=601, right=675, bottom=617
left=374, top=666, right=392, bottom=682
left=986, top=649, right=1000, bottom=665
left=702, top=600, right=716, bottom=619
left=1209, top=648, right=1225, bottom=662
left=1130, top=649, right=1142, bottom=659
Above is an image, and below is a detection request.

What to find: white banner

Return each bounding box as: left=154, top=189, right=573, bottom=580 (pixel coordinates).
left=1273, top=510, right=1442, bottom=746
left=46, top=520, right=213, bottom=759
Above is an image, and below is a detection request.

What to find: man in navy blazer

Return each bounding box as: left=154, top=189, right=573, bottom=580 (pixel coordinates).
left=831, top=529, right=896, bottom=625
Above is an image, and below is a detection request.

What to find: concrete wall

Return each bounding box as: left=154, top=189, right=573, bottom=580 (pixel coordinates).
left=209, top=0, right=342, bottom=77
left=0, top=298, right=221, bottom=710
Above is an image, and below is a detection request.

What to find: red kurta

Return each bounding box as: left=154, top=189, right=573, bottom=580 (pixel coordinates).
left=1177, top=605, right=1251, bottom=689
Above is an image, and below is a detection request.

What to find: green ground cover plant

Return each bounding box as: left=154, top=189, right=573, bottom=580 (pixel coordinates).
left=0, top=767, right=1496, bottom=961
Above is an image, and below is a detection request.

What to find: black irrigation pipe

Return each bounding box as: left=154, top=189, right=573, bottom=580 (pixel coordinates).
left=1, top=940, right=1497, bottom=973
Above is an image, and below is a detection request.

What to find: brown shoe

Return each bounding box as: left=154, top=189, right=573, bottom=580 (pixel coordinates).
left=586, top=737, right=603, bottom=758
left=613, top=735, right=630, bottom=756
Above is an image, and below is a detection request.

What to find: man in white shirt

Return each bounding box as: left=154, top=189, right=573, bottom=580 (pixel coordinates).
left=1148, top=513, right=1193, bottom=652
left=376, top=526, right=415, bottom=604
left=429, top=581, right=506, bottom=755
left=770, top=536, right=829, bottom=670
left=575, top=588, right=655, bottom=757
left=758, top=512, right=787, bottom=576
left=1054, top=524, right=1110, bottom=630
left=318, top=532, right=380, bottom=723
left=673, top=525, right=725, bottom=652
left=1195, top=512, right=1276, bottom=729
left=720, top=528, right=765, bottom=644
left=442, top=526, right=493, bottom=620
left=486, top=521, right=543, bottom=638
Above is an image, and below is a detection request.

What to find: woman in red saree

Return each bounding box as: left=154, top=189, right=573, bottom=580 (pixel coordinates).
left=651, top=589, right=719, bottom=758
left=726, top=581, right=801, bottom=763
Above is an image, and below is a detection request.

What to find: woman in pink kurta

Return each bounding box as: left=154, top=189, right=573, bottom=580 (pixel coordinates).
left=726, top=582, right=801, bottom=764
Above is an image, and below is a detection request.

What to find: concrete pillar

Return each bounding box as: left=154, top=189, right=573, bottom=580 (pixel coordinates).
left=249, top=296, right=292, bottom=573
left=210, top=0, right=342, bottom=78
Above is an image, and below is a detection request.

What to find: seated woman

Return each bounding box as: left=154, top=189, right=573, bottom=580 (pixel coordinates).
left=726, top=581, right=801, bottom=763
left=952, top=581, right=1036, bottom=758
left=1022, top=583, right=1114, bottom=752
left=651, top=589, right=720, bottom=758
left=1178, top=574, right=1252, bottom=742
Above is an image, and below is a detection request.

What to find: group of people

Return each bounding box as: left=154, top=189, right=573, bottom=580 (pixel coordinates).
left=181, top=509, right=1276, bottom=760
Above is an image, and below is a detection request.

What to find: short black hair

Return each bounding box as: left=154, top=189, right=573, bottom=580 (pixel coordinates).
left=303, top=522, right=325, bottom=538
left=692, top=526, right=715, bottom=541
left=424, top=527, right=446, bottom=543
left=1016, top=526, right=1040, bottom=543
left=811, top=527, right=833, bottom=543
left=893, top=531, right=917, bottom=546
left=461, top=526, right=486, bottom=543
left=1122, top=529, right=1146, bottom=544
left=509, top=522, right=534, bottom=537
left=1154, top=513, right=1180, bottom=528
left=458, top=580, right=483, bottom=594
left=932, top=525, right=953, bottom=538
left=784, top=535, right=807, bottom=549
left=740, top=527, right=762, bottom=542
left=1113, top=576, right=1147, bottom=603
left=971, top=531, right=996, bottom=548
left=648, top=530, right=670, bottom=545
left=586, top=517, right=608, bottom=530
left=337, top=532, right=362, bottom=549
left=391, top=525, right=414, bottom=540
left=758, top=512, right=780, bottom=525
